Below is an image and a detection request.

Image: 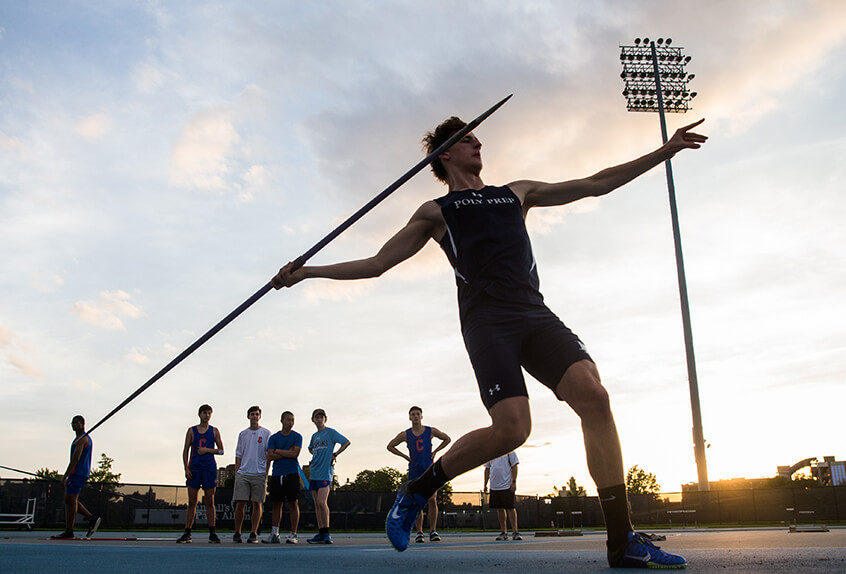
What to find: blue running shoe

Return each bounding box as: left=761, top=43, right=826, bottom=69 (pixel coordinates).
left=386, top=483, right=427, bottom=552
left=610, top=531, right=687, bottom=569
left=307, top=532, right=325, bottom=544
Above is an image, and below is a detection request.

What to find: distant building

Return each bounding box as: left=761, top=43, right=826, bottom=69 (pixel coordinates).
left=681, top=455, right=846, bottom=491
left=217, top=464, right=236, bottom=486
left=777, top=456, right=846, bottom=486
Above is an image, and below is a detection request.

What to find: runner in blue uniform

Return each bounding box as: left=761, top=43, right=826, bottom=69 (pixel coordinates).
left=52, top=415, right=100, bottom=539
left=387, top=406, right=450, bottom=543
left=177, top=404, right=224, bottom=543
left=306, top=409, right=350, bottom=544
left=273, top=115, right=706, bottom=568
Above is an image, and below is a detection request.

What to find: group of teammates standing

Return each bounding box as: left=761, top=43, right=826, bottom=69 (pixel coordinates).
left=177, top=404, right=349, bottom=545
left=55, top=404, right=523, bottom=544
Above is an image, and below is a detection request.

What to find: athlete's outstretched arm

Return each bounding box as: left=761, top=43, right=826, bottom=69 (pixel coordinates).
left=272, top=201, right=444, bottom=289
left=387, top=432, right=411, bottom=462
left=431, top=427, right=451, bottom=457
left=511, top=119, right=707, bottom=210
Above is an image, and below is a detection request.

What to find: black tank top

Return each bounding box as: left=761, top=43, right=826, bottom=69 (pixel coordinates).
left=435, top=185, right=543, bottom=319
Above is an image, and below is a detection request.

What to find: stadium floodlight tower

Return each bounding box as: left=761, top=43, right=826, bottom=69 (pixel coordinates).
left=619, top=37, right=709, bottom=492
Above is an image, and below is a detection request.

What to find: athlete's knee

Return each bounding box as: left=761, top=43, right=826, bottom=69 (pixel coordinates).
left=569, top=379, right=611, bottom=420
left=556, top=362, right=611, bottom=416
left=491, top=418, right=531, bottom=451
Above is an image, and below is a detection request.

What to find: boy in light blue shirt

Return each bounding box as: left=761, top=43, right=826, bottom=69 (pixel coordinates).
left=306, top=408, right=350, bottom=544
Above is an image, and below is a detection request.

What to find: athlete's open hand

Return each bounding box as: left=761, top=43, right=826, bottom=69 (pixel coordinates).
left=666, top=118, right=707, bottom=155
left=184, top=467, right=192, bottom=480
left=272, top=261, right=306, bottom=290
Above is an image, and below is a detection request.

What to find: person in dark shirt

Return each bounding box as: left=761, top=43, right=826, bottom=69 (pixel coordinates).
left=52, top=415, right=99, bottom=539
left=177, top=404, right=224, bottom=544
left=272, top=114, right=706, bottom=568
left=387, top=406, right=450, bottom=543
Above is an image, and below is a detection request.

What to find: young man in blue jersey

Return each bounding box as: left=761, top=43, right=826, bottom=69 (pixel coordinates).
left=52, top=415, right=100, bottom=539
left=177, top=404, right=224, bottom=543
left=387, top=406, right=450, bottom=543
left=272, top=116, right=706, bottom=568
left=263, top=410, right=303, bottom=544
left=306, top=408, right=350, bottom=544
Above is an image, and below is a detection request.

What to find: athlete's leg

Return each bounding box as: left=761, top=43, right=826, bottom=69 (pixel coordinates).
left=287, top=500, right=300, bottom=533
left=272, top=502, right=282, bottom=528
left=185, top=487, right=199, bottom=529
left=496, top=508, right=507, bottom=533
left=234, top=500, right=246, bottom=533
left=64, top=492, right=78, bottom=532
left=555, top=358, right=644, bottom=564
left=312, top=486, right=330, bottom=529
left=438, top=396, right=531, bottom=478
left=554, top=360, right=622, bottom=489
left=506, top=508, right=518, bottom=533
left=250, top=501, right=262, bottom=535
left=203, top=488, right=216, bottom=528
left=76, top=500, right=92, bottom=519
left=414, top=509, right=424, bottom=533
left=427, top=496, right=438, bottom=531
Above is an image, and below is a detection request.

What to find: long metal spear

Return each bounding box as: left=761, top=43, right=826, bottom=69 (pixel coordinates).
left=84, top=95, right=513, bottom=438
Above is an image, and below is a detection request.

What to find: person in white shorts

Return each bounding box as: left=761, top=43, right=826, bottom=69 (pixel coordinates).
left=233, top=405, right=271, bottom=543
left=484, top=451, right=521, bottom=541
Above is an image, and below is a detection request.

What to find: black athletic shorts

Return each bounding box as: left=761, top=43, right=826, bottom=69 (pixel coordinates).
left=268, top=473, right=300, bottom=503
left=461, top=298, right=593, bottom=410
left=489, top=489, right=516, bottom=509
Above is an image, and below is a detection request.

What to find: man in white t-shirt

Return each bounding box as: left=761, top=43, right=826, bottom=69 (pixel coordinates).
left=484, top=451, right=521, bottom=541
left=232, top=405, right=271, bottom=543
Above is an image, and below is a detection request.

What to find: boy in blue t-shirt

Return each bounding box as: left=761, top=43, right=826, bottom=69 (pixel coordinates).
left=306, top=408, right=350, bottom=544
left=263, top=411, right=303, bottom=544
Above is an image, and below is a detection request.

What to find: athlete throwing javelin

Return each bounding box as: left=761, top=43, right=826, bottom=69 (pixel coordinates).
left=273, top=114, right=706, bottom=568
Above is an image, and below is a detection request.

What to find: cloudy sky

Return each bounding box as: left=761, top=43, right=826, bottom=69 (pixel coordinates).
left=2, top=1, right=845, bottom=496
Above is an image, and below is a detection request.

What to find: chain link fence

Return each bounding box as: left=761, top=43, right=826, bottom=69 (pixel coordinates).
left=2, top=479, right=844, bottom=530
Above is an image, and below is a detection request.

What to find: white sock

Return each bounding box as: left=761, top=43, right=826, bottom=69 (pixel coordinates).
left=271, top=527, right=279, bottom=536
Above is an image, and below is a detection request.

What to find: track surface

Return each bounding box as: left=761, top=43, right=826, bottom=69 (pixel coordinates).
left=2, top=528, right=846, bottom=572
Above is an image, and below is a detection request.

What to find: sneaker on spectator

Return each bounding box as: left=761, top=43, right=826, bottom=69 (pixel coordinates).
left=262, top=533, right=281, bottom=544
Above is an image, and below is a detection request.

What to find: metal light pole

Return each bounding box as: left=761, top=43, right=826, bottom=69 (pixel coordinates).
left=619, top=37, right=709, bottom=491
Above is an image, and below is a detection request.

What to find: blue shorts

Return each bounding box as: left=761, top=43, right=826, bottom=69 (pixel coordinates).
left=186, top=468, right=217, bottom=490
left=309, top=479, right=330, bottom=491
left=409, top=465, right=430, bottom=481
left=65, top=474, right=87, bottom=495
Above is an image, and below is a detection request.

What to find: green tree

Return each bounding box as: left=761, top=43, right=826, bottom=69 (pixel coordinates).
left=437, top=481, right=454, bottom=505
left=626, top=465, right=660, bottom=498
left=35, top=467, right=61, bottom=480
left=347, top=467, right=404, bottom=491
left=564, top=476, right=586, bottom=497
left=88, top=453, right=121, bottom=485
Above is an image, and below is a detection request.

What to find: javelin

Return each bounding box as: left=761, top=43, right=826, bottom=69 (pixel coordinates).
left=0, top=465, right=145, bottom=503
left=84, top=94, right=513, bottom=437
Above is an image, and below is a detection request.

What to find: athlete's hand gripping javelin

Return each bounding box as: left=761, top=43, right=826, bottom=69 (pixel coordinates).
left=272, top=261, right=306, bottom=289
